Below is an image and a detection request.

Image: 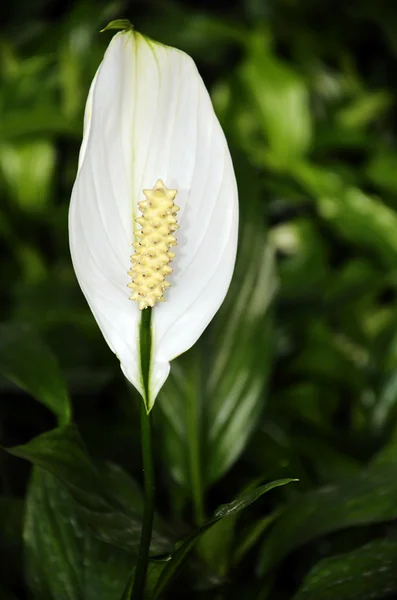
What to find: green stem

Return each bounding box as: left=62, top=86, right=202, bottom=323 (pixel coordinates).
left=187, top=358, right=205, bottom=525
left=131, top=308, right=155, bottom=600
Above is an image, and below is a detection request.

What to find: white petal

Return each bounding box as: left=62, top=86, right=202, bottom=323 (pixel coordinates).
left=77, top=69, right=98, bottom=170
left=69, top=32, right=142, bottom=396
left=69, top=30, right=238, bottom=409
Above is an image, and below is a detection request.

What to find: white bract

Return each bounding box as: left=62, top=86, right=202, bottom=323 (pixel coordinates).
left=69, top=27, right=238, bottom=410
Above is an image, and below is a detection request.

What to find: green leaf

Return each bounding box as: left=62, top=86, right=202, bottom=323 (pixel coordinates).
left=152, top=479, right=297, bottom=599
left=101, top=19, right=133, bottom=32
left=213, top=480, right=297, bottom=518
left=241, top=32, right=312, bottom=166
left=6, top=425, right=171, bottom=556
left=120, top=571, right=134, bottom=600
left=293, top=538, right=397, bottom=600
left=205, top=160, right=277, bottom=484
left=25, top=468, right=133, bottom=600
left=317, top=188, right=397, bottom=269
left=337, top=91, right=392, bottom=130
left=158, top=348, right=206, bottom=522
left=0, top=322, right=71, bottom=425
left=119, top=561, right=169, bottom=600
left=6, top=425, right=104, bottom=503
left=196, top=516, right=235, bottom=577
left=291, top=162, right=397, bottom=269
left=258, top=464, right=397, bottom=575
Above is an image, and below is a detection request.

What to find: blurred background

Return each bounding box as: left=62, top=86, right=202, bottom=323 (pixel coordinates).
left=1, top=0, right=397, bottom=599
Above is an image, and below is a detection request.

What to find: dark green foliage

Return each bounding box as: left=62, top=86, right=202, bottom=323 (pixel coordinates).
left=24, top=468, right=133, bottom=600
left=7, top=426, right=172, bottom=556
left=258, top=461, right=397, bottom=575
left=293, top=539, right=397, bottom=600
left=0, top=322, right=71, bottom=424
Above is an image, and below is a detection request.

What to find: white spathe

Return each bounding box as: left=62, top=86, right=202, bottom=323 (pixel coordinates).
left=69, top=29, right=238, bottom=410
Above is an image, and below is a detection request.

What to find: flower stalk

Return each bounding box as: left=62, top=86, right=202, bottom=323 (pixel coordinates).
left=131, top=307, right=155, bottom=599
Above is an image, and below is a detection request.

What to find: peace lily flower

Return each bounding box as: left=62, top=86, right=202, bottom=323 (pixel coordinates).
left=69, top=23, right=238, bottom=411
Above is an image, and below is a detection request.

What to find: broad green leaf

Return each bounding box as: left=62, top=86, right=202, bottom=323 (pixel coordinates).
left=120, top=571, right=134, bottom=600
left=6, top=425, right=171, bottom=555
left=206, top=226, right=276, bottom=482
left=6, top=425, right=104, bottom=504
left=0, top=322, right=71, bottom=425
left=119, top=560, right=170, bottom=600
left=292, top=163, right=397, bottom=269
left=25, top=468, right=132, bottom=600
left=152, top=479, right=297, bottom=599
left=157, top=348, right=205, bottom=521
left=317, top=188, right=397, bottom=269
left=293, top=539, right=397, bottom=600
left=241, top=32, right=312, bottom=165
left=196, top=516, right=235, bottom=577
left=258, top=464, right=397, bottom=575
